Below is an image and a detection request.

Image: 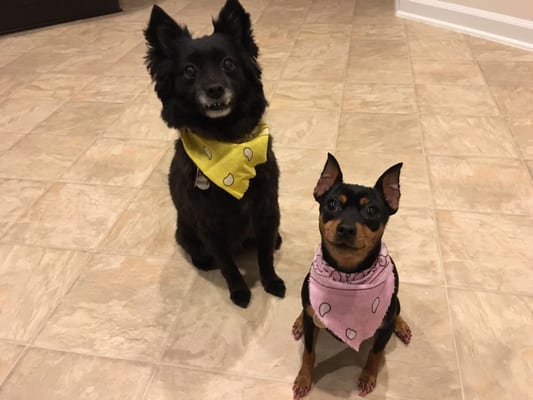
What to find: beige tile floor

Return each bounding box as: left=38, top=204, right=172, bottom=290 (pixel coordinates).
left=0, top=0, right=532, bottom=399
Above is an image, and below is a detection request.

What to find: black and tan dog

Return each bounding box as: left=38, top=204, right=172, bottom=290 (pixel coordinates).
left=292, top=154, right=412, bottom=398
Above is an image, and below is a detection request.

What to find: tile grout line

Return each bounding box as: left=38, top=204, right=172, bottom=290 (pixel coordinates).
left=0, top=343, right=31, bottom=391
left=332, top=0, right=359, bottom=153
left=405, top=24, right=467, bottom=400
left=470, top=41, right=531, bottom=178
left=24, top=251, right=98, bottom=347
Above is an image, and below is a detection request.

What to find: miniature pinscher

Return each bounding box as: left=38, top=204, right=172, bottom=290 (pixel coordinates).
left=292, top=154, right=412, bottom=398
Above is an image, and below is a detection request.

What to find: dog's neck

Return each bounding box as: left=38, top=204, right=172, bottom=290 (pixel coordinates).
left=321, top=239, right=383, bottom=274
left=180, top=121, right=265, bottom=144
left=179, top=116, right=264, bottom=143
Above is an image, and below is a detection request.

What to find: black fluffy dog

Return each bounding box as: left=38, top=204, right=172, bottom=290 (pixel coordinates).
left=144, top=0, right=285, bottom=308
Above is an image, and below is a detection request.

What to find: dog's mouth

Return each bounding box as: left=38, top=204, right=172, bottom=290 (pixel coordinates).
left=328, top=238, right=366, bottom=251
left=198, top=90, right=233, bottom=119
left=203, top=98, right=232, bottom=118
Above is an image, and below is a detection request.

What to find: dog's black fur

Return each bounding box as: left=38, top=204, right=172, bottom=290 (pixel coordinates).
left=292, top=154, right=411, bottom=398
left=144, top=0, right=285, bottom=308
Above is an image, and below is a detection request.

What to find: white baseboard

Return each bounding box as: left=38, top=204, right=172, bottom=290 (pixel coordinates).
left=396, top=0, right=533, bottom=51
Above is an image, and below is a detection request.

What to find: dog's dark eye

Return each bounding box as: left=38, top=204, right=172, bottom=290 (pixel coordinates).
left=326, top=198, right=339, bottom=212
left=222, top=57, right=236, bottom=72
left=366, top=206, right=378, bottom=217
left=183, top=64, right=197, bottom=80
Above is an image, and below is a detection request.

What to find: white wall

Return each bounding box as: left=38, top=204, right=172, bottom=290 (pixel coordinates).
left=445, top=0, right=533, bottom=21
left=396, top=0, right=533, bottom=50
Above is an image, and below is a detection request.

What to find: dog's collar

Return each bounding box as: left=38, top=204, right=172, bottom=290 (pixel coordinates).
left=309, top=243, right=395, bottom=351
left=180, top=123, right=269, bottom=199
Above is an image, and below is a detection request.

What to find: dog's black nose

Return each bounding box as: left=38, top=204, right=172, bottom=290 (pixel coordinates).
left=336, top=223, right=355, bottom=237
left=206, top=84, right=225, bottom=100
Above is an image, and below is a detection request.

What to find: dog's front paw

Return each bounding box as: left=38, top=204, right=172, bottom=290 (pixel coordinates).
left=191, top=254, right=216, bottom=271
left=230, top=287, right=251, bottom=308
left=394, top=315, right=412, bottom=344
left=263, top=276, right=286, bottom=298
left=293, top=372, right=312, bottom=399
left=358, top=370, right=377, bottom=397
left=292, top=312, right=304, bottom=340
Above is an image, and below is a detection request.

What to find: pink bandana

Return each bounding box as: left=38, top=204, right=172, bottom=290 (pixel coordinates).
left=309, top=243, right=395, bottom=351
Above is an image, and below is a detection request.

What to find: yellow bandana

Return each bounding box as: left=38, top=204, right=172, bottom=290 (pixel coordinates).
left=180, top=123, right=269, bottom=199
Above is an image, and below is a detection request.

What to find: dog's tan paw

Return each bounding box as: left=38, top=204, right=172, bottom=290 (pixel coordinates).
left=293, top=372, right=312, bottom=399
left=292, top=313, right=303, bottom=340
left=358, top=370, right=377, bottom=397
left=394, top=315, right=412, bottom=344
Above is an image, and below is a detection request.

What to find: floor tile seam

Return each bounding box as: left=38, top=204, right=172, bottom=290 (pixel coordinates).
left=274, top=0, right=310, bottom=81
left=24, top=252, right=98, bottom=347
left=484, top=81, right=533, bottom=89
left=506, top=116, right=533, bottom=166
left=405, top=34, right=467, bottom=400
left=338, top=110, right=420, bottom=117
left=444, top=284, right=533, bottom=298
left=91, top=246, right=182, bottom=262
left=0, top=239, right=99, bottom=254
left=61, top=98, right=134, bottom=105
left=332, top=10, right=358, bottom=152
left=5, top=342, right=291, bottom=388
left=416, top=110, right=500, bottom=118
left=475, top=59, right=533, bottom=185
left=23, top=342, right=159, bottom=365
left=66, top=135, right=172, bottom=147
left=263, top=16, right=298, bottom=101
left=34, top=174, right=167, bottom=190
left=0, top=178, right=57, bottom=243
left=0, top=92, right=69, bottom=133
left=95, top=132, right=175, bottom=142
left=154, top=360, right=294, bottom=385
left=92, top=185, right=151, bottom=253
left=29, top=127, right=103, bottom=184
left=432, top=206, right=532, bottom=219
left=5, top=73, right=100, bottom=102
left=139, top=366, right=158, bottom=400
left=0, top=343, right=31, bottom=391
left=0, top=175, right=163, bottom=189
left=425, top=153, right=524, bottom=162
left=474, top=53, right=515, bottom=119
left=150, top=273, right=205, bottom=369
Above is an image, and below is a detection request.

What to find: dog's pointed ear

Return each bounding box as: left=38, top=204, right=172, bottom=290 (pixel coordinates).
left=375, top=163, right=403, bottom=215
left=213, top=0, right=258, bottom=58
left=314, top=153, right=343, bottom=201
left=144, top=5, right=191, bottom=60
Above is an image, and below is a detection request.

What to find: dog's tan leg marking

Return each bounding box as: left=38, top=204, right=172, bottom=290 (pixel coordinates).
left=293, top=319, right=319, bottom=399
left=358, top=349, right=384, bottom=397
left=292, top=311, right=303, bottom=340
left=394, top=315, right=412, bottom=344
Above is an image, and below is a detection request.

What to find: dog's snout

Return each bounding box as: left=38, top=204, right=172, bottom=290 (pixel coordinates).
left=206, top=84, right=225, bottom=99
left=336, top=223, right=355, bottom=237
